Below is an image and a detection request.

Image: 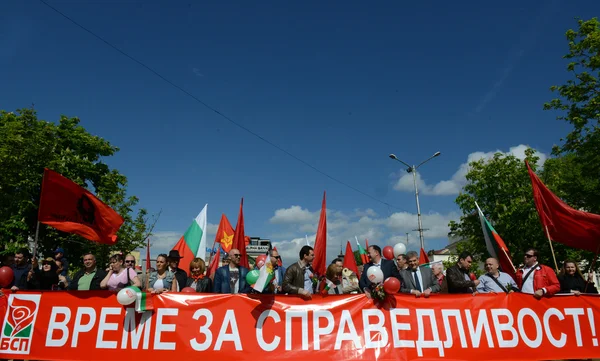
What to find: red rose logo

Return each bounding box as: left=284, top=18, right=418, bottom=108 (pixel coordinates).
left=7, top=298, right=37, bottom=338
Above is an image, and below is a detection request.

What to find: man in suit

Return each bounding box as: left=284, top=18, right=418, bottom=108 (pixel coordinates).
left=359, top=245, right=402, bottom=295
left=400, top=251, right=440, bottom=297
left=214, top=248, right=251, bottom=294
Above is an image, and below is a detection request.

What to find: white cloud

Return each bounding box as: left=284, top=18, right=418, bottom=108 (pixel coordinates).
left=393, top=144, right=548, bottom=196
left=270, top=205, right=317, bottom=224
left=268, top=205, right=458, bottom=267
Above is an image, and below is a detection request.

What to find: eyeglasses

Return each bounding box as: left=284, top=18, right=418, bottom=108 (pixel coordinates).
left=231, top=254, right=241, bottom=258
left=274, top=256, right=281, bottom=260
left=524, top=254, right=535, bottom=258
left=125, top=260, right=135, bottom=264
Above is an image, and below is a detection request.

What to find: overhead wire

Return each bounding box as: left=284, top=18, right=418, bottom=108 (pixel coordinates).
left=38, top=0, right=401, bottom=211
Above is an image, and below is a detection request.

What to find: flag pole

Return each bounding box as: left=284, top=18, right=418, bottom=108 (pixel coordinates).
left=500, top=247, right=516, bottom=273
left=32, top=221, right=40, bottom=261
left=544, top=226, right=559, bottom=273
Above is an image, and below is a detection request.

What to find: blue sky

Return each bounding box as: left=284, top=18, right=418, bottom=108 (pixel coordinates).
left=2, top=1, right=598, bottom=265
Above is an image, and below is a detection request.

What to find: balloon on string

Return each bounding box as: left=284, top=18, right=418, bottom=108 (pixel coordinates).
left=0, top=266, right=14, bottom=288
left=382, top=246, right=394, bottom=260
left=246, top=269, right=260, bottom=285
left=383, top=277, right=401, bottom=294
left=393, top=243, right=407, bottom=258
left=255, top=255, right=267, bottom=269
left=181, top=287, right=196, bottom=293
left=116, top=286, right=139, bottom=305
left=366, top=266, right=384, bottom=284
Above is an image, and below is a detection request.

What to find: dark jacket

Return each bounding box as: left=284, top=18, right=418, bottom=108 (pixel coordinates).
left=186, top=276, right=212, bottom=293
left=213, top=265, right=250, bottom=294
left=446, top=264, right=476, bottom=294
left=359, top=259, right=402, bottom=292
left=10, top=264, right=31, bottom=290
left=68, top=268, right=107, bottom=291
left=282, top=262, right=317, bottom=294
left=172, top=268, right=188, bottom=291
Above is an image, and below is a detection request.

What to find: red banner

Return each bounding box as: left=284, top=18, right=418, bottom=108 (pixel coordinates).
left=1, top=291, right=600, bottom=360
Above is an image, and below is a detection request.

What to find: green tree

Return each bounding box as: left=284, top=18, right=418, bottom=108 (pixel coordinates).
left=448, top=149, right=587, bottom=272
left=0, top=107, right=155, bottom=269
left=544, top=17, right=600, bottom=213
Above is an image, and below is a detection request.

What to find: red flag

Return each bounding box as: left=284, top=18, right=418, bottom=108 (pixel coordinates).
left=232, top=198, right=249, bottom=268
left=419, top=248, right=430, bottom=264
left=526, top=161, right=600, bottom=252
left=273, top=246, right=283, bottom=267
left=365, top=239, right=370, bottom=249
left=343, top=241, right=359, bottom=276
left=206, top=247, right=221, bottom=278
left=312, top=192, right=327, bottom=276
left=145, top=238, right=151, bottom=271
left=38, top=168, right=124, bottom=245
left=214, top=214, right=235, bottom=253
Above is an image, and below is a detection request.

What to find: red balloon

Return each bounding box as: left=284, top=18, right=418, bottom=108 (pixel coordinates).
left=0, top=266, right=14, bottom=288
left=469, top=273, right=476, bottom=281
left=181, top=287, right=196, bottom=293
left=383, top=277, right=400, bottom=294
left=255, top=255, right=267, bottom=268
left=382, top=246, right=394, bottom=260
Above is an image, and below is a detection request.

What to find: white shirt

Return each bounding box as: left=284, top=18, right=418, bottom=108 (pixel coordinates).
left=521, top=265, right=537, bottom=294
left=412, top=269, right=424, bottom=292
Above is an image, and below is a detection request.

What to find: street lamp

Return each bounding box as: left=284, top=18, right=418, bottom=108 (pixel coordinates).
left=389, top=151, right=441, bottom=251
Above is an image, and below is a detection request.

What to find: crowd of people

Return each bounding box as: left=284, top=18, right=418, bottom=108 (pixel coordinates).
left=2, top=244, right=598, bottom=298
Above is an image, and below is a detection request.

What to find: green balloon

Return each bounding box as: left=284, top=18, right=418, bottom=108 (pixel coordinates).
left=246, top=269, right=260, bottom=285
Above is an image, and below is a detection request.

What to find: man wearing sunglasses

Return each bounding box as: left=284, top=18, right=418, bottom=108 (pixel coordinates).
left=516, top=248, right=560, bottom=299
left=265, top=249, right=286, bottom=294
left=214, top=249, right=251, bottom=294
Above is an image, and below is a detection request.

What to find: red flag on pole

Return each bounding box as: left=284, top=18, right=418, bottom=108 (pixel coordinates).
left=38, top=168, right=124, bottom=245
left=145, top=238, right=151, bottom=271
left=214, top=214, right=235, bottom=253
left=343, top=241, right=359, bottom=276
left=419, top=248, right=430, bottom=264
left=526, top=161, right=600, bottom=252
left=312, top=192, right=327, bottom=276
left=232, top=198, right=249, bottom=268
left=206, top=247, right=221, bottom=278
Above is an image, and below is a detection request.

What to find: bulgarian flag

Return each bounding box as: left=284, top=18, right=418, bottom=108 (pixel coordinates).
left=475, top=202, right=516, bottom=279
left=356, top=236, right=369, bottom=265
left=252, top=255, right=274, bottom=293
left=134, top=289, right=154, bottom=313
left=172, top=204, right=208, bottom=275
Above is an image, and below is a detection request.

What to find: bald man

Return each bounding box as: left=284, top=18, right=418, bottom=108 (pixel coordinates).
left=476, top=258, right=518, bottom=294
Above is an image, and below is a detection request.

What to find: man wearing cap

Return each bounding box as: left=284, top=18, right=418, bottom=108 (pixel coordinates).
left=54, top=247, right=69, bottom=277
left=167, top=250, right=187, bottom=292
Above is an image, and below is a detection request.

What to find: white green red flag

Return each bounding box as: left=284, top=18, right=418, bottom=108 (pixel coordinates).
left=171, top=204, right=208, bottom=274
left=252, top=255, right=274, bottom=293
left=475, top=202, right=516, bottom=279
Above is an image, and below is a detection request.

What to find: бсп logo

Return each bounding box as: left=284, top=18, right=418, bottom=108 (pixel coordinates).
left=0, top=294, right=41, bottom=355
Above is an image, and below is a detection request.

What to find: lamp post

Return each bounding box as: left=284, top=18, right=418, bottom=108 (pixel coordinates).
left=389, top=151, right=441, bottom=251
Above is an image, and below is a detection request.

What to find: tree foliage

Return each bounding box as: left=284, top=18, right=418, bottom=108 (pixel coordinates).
left=544, top=17, right=600, bottom=213
left=0, top=108, right=153, bottom=269
left=448, top=149, right=588, bottom=271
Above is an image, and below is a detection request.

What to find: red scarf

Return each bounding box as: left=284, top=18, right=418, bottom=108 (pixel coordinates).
left=191, top=274, right=205, bottom=281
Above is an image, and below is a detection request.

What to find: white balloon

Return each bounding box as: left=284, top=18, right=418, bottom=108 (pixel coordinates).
left=393, top=243, right=407, bottom=258
left=366, top=266, right=384, bottom=284
left=117, top=287, right=137, bottom=306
